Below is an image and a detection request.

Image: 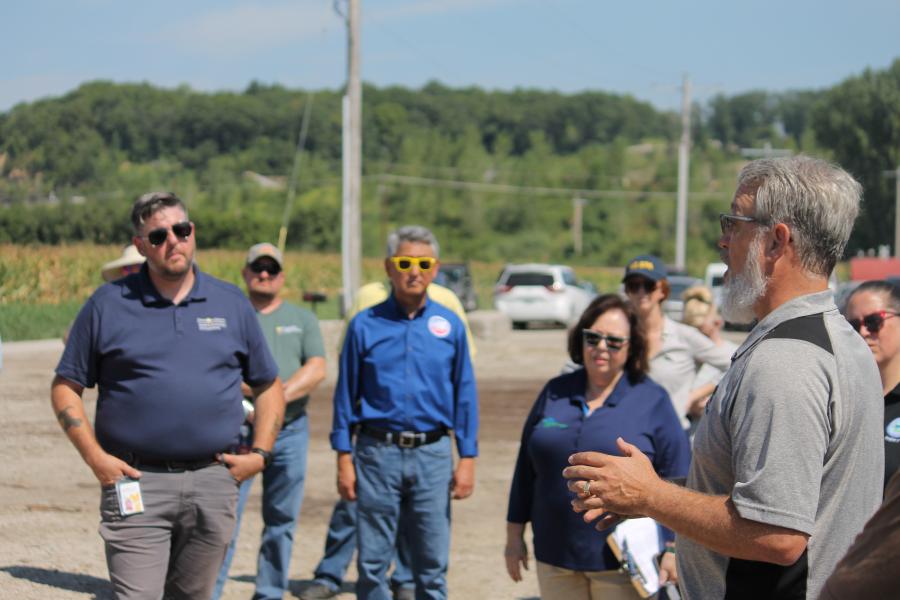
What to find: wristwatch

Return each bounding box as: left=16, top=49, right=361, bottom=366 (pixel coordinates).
left=251, top=447, right=273, bottom=468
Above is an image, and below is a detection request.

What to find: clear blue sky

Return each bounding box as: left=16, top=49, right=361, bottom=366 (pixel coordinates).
left=2, top=0, right=897, bottom=113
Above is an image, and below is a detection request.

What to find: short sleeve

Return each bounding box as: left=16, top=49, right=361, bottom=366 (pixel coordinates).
left=241, top=296, right=278, bottom=387
left=728, top=339, right=832, bottom=534
left=55, top=297, right=100, bottom=388
left=300, top=309, right=326, bottom=360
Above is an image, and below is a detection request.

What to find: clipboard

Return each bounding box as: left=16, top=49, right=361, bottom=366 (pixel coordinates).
left=606, top=517, right=662, bottom=598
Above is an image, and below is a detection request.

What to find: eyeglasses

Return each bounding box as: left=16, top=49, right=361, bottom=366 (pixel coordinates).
left=582, top=329, right=629, bottom=352
left=249, top=260, right=282, bottom=276
left=390, top=256, right=436, bottom=272
left=847, top=310, right=897, bottom=334
left=624, top=278, right=656, bottom=295
left=719, top=213, right=760, bottom=235
left=144, top=222, right=192, bottom=246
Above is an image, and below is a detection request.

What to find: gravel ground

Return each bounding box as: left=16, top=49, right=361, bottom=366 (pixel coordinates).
left=0, top=319, right=585, bottom=600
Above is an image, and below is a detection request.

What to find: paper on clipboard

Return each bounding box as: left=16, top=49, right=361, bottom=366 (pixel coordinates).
left=606, top=517, right=660, bottom=597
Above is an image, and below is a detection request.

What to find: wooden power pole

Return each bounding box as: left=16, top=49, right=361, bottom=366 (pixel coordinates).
left=339, top=0, right=362, bottom=315
left=674, top=74, right=691, bottom=272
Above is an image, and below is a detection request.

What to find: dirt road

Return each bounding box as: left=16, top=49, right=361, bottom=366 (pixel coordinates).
left=0, top=323, right=577, bottom=599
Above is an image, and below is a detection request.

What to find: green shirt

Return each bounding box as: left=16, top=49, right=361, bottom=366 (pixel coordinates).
left=255, top=301, right=325, bottom=424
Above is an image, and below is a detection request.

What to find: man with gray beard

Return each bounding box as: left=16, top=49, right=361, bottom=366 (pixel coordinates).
left=562, top=156, right=884, bottom=600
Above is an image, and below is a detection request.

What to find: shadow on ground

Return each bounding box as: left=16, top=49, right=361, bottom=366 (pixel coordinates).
left=1, top=565, right=113, bottom=599
left=288, top=578, right=356, bottom=598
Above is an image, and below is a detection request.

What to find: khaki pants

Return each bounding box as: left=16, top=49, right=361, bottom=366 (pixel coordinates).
left=536, top=560, right=640, bottom=600
left=99, top=463, right=239, bottom=600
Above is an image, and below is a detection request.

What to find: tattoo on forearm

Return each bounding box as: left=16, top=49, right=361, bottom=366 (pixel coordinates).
left=56, top=406, right=82, bottom=432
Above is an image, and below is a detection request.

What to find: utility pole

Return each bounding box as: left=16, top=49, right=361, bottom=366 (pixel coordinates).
left=337, top=0, right=362, bottom=315
left=895, top=167, right=900, bottom=258
left=572, top=198, right=586, bottom=256
left=885, top=167, right=900, bottom=257
left=674, top=74, right=690, bottom=272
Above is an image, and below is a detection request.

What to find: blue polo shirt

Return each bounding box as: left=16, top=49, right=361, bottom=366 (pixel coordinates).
left=56, top=264, right=278, bottom=460
left=330, top=294, right=478, bottom=457
left=507, top=369, right=690, bottom=572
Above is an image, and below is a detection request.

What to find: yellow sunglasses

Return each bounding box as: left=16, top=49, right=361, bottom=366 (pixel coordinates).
left=390, top=256, right=436, bottom=272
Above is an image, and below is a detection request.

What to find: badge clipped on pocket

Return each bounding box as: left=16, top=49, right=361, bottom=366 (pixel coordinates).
left=115, top=477, right=144, bottom=516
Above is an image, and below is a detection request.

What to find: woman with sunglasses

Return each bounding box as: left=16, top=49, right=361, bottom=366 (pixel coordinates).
left=505, top=294, right=690, bottom=599
left=621, top=255, right=733, bottom=429
left=844, top=280, right=900, bottom=492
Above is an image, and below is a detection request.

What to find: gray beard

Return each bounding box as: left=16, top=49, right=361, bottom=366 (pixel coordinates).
left=721, top=236, right=767, bottom=324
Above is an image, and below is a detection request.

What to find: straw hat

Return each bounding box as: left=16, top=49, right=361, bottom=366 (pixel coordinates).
left=101, top=245, right=145, bottom=282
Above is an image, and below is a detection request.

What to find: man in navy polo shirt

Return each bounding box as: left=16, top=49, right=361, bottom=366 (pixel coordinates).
left=331, top=225, right=479, bottom=600
left=51, top=191, right=285, bottom=600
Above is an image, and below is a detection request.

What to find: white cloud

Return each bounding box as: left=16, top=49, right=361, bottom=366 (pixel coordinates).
left=157, top=0, right=516, bottom=57
left=159, top=3, right=338, bottom=56
left=367, top=0, right=516, bottom=22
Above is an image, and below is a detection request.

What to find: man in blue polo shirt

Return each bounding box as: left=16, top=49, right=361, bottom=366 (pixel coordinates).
left=331, top=225, right=479, bottom=600
left=52, top=191, right=285, bottom=600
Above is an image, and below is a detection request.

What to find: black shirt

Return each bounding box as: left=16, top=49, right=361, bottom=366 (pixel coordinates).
left=885, top=384, right=900, bottom=494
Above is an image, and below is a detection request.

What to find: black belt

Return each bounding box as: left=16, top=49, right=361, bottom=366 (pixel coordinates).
left=359, top=424, right=447, bottom=448
left=119, top=453, right=220, bottom=472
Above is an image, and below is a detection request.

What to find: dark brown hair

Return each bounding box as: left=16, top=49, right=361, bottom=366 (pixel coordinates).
left=846, top=280, right=900, bottom=313
left=567, top=293, right=649, bottom=383
left=130, top=192, right=187, bottom=233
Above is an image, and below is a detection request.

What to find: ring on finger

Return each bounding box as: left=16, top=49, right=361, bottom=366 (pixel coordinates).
left=582, top=480, right=591, bottom=495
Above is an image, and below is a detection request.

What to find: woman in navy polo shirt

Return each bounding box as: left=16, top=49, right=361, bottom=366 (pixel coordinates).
left=505, top=294, right=690, bottom=599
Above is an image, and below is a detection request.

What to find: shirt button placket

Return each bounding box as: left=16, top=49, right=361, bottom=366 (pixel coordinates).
left=174, top=303, right=184, bottom=337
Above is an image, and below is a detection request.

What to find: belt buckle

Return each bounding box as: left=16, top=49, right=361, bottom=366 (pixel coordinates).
left=398, top=431, right=418, bottom=448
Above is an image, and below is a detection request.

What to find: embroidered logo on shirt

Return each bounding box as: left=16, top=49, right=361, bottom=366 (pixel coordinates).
left=886, top=418, right=900, bottom=442
left=275, top=325, right=303, bottom=335
left=428, top=315, right=452, bottom=338
left=538, top=417, right=568, bottom=429
left=197, top=317, right=227, bottom=331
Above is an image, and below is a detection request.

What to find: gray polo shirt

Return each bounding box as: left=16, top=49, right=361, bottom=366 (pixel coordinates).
left=678, top=290, right=883, bottom=600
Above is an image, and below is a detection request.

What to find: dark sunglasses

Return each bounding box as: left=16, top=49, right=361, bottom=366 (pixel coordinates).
left=249, top=260, right=282, bottom=276
left=145, top=222, right=192, bottom=246
left=719, top=213, right=759, bottom=235
left=582, top=329, right=629, bottom=352
left=390, top=256, right=435, bottom=272
left=624, top=278, right=657, bottom=295
left=847, top=310, right=897, bottom=334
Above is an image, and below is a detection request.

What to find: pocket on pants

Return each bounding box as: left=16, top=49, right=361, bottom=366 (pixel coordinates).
left=99, top=485, right=122, bottom=523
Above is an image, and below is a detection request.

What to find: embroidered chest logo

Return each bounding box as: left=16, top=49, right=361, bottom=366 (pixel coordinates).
left=539, top=417, right=568, bottom=429
left=276, top=325, right=303, bottom=335
left=197, top=317, right=227, bottom=331
left=886, top=418, right=900, bottom=442
left=428, top=315, right=452, bottom=338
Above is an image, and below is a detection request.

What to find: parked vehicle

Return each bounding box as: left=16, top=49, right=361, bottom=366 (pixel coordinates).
left=704, top=262, right=727, bottom=307
left=663, top=275, right=703, bottom=321
left=493, top=263, right=595, bottom=328
left=434, top=262, right=478, bottom=312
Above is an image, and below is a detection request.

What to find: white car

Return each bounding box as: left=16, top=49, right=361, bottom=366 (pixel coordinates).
left=704, top=262, right=727, bottom=307
left=493, top=264, right=596, bottom=329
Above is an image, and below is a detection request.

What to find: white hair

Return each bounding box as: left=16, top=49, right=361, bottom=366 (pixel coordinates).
left=386, top=225, right=440, bottom=258
left=737, top=155, right=861, bottom=276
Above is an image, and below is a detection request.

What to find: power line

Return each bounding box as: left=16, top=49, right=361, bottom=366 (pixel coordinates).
left=370, top=173, right=729, bottom=201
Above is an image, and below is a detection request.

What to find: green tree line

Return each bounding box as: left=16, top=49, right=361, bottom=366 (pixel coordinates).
left=1, top=60, right=897, bottom=269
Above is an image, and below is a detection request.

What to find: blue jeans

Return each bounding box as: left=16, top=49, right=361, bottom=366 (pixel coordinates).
left=211, top=416, right=310, bottom=600
left=354, top=434, right=453, bottom=600
left=312, top=500, right=413, bottom=590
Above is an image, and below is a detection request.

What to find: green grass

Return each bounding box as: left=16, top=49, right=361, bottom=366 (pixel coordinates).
left=0, top=301, right=83, bottom=341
